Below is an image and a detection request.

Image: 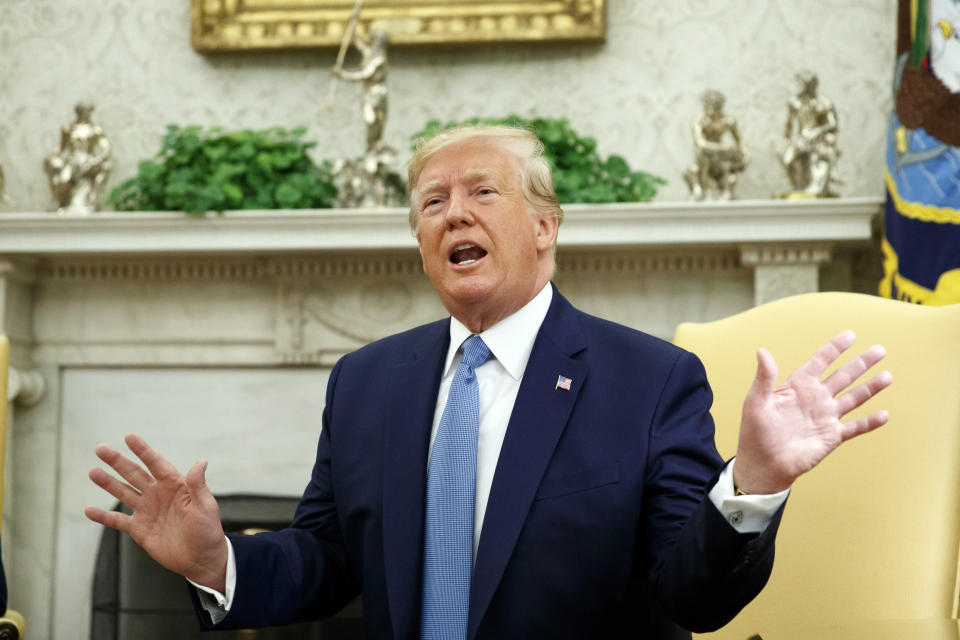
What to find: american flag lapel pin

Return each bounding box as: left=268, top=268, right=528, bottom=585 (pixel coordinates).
left=555, top=375, right=572, bottom=391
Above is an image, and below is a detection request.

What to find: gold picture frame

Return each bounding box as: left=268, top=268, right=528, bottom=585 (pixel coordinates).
left=191, top=0, right=606, bottom=52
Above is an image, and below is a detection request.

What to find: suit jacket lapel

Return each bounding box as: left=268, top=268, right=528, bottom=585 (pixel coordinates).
left=467, top=291, right=588, bottom=640
left=381, top=322, right=449, bottom=640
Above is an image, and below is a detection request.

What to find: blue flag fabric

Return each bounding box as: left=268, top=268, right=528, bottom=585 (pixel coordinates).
left=880, top=0, right=960, bottom=304
left=880, top=113, right=960, bottom=304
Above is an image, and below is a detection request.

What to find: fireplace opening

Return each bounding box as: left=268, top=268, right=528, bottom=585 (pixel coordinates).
left=91, top=495, right=363, bottom=639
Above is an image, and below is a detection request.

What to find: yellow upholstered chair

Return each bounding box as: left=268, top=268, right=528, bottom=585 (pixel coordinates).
left=0, top=336, right=25, bottom=638
left=674, top=293, right=960, bottom=640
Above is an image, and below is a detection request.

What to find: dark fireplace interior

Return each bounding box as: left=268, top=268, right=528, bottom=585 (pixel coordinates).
left=91, top=495, right=363, bottom=639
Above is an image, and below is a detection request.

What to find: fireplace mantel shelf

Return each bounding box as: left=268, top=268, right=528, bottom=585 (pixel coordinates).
left=0, top=197, right=881, bottom=256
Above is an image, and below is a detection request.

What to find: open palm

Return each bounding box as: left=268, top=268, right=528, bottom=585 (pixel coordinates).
left=85, top=433, right=229, bottom=592
left=733, top=331, right=892, bottom=495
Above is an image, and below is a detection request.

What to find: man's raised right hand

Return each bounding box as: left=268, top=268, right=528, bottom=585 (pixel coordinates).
left=85, top=433, right=229, bottom=593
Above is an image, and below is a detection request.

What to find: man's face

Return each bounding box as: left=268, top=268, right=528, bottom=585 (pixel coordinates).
left=414, top=138, right=558, bottom=330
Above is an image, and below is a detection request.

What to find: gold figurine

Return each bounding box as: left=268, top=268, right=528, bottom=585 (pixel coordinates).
left=43, top=103, right=112, bottom=215
left=778, top=71, right=840, bottom=198
left=333, top=28, right=390, bottom=155
left=683, top=90, right=747, bottom=201
left=330, top=16, right=406, bottom=208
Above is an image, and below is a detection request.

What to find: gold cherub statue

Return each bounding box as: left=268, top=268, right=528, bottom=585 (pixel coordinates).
left=683, top=90, right=748, bottom=201
left=43, top=103, right=112, bottom=215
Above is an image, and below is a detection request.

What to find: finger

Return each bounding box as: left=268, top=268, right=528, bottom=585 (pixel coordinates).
left=125, top=433, right=181, bottom=482
left=185, top=460, right=219, bottom=511
left=841, top=409, right=890, bottom=442
left=96, top=443, right=154, bottom=491
left=799, top=330, right=856, bottom=379
left=835, top=370, right=893, bottom=416
left=89, top=467, right=141, bottom=509
left=85, top=505, right=132, bottom=533
left=752, top=348, right=778, bottom=396
left=823, top=344, right=887, bottom=395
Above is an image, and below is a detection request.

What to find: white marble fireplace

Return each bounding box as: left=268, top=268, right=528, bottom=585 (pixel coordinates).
left=0, top=198, right=880, bottom=639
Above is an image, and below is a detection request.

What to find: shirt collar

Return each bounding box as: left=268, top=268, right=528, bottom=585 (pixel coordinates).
left=443, top=283, right=553, bottom=380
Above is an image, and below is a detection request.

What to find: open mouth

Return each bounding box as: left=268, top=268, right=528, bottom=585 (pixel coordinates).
left=449, top=243, right=488, bottom=265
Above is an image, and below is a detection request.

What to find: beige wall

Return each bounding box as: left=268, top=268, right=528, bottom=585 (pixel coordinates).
left=1, top=0, right=895, bottom=211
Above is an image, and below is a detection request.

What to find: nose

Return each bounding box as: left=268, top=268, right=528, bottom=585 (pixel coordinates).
left=443, top=189, right=476, bottom=228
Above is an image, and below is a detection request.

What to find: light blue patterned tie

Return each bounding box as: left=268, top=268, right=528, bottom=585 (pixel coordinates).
left=421, top=335, right=491, bottom=640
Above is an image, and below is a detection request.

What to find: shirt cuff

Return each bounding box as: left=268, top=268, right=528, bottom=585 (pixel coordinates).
left=708, top=458, right=790, bottom=534
left=187, top=536, right=237, bottom=625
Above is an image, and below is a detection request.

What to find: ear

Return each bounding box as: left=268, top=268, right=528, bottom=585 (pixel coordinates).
left=534, top=213, right=559, bottom=254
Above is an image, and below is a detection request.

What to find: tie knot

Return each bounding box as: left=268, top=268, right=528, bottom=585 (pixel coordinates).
left=460, top=335, right=492, bottom=370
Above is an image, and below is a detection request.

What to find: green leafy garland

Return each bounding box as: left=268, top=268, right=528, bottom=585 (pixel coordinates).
left=109, top=118, right=663, bottom=214
left=412, top=115, right=665, bottom=204
left=108, top=126, right=336, bottom=214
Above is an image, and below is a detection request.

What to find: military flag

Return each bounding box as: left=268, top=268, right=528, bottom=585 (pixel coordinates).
left=880, top=0, right=960, bottom=304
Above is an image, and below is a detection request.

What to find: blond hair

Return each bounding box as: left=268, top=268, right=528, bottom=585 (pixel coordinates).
left=407, top=125, right=564, bottom=233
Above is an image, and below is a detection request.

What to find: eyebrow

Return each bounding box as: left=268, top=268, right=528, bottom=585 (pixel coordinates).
left=416, top=179, right=446, bottom=196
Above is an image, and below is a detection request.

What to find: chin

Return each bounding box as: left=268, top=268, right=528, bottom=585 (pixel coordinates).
left=439, top=276, right=497, bottom=308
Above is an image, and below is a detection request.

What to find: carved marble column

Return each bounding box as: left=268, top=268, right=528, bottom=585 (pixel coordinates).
left=0, top=257, right=48, bottom=637
left=9, top=367, right=45, bottom=406
left=0, top=258, right=45, bottom=408
left=740, top=243, right=834, bottom=306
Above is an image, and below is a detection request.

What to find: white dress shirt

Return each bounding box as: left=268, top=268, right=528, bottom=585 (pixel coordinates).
left=196, top=282, right=787, bottom=620
left=432, top=281, right=554, bottom=556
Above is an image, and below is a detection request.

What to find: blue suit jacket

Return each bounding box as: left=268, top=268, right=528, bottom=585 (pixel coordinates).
left=0, top=543, right=6, bottom=615
left=198, top=288, right=781, bottom=638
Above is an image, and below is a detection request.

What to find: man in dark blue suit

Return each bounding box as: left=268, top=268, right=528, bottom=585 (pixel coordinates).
left=86, top=126, right=891, bottom=639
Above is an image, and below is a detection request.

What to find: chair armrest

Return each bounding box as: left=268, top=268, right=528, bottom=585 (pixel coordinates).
left=0, top=608, right=25, bottom=639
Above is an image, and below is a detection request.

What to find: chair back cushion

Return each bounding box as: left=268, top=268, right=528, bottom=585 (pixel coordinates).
left=674, top=293, right=960, bottom=635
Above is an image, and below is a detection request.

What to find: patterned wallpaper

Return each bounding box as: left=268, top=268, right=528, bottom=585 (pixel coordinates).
left=0, top=0, right=896, bottom=211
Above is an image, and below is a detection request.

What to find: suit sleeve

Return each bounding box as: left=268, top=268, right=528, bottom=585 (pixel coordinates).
left=643, top=351, right=783, bottom=633
left=0, top=543, right=6, bottom=615
left=193, top=357, right=361, bottom=629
